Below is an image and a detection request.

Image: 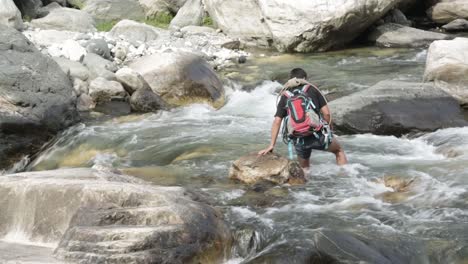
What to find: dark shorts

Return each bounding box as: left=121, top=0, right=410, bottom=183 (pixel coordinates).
left=294, top=134, right=329, bottom=159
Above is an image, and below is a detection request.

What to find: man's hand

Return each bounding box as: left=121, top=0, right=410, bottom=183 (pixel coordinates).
left=258, top=145, right=274, bottom=156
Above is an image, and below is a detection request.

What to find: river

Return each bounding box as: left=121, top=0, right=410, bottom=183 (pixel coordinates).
left=2, top=47, right=468, bottom=263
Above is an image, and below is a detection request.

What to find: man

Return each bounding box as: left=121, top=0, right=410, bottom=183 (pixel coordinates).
left=258, top=68, right=347, bottom=168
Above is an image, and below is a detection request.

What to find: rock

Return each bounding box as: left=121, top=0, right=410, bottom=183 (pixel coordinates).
left=77, top=93, right=95, bottom=111
left=0, top=25, right=79, bottom=170
left=229, top=153, right=306, bottom=185
left=204, top=0, right=398, bottom=52
left=109, top=19, right=163, bottom=46
left=73, top=78, right=89, bottom=95
left=138, top=0, right=187, bottom=17
left=112, top=44, right=127, bottom=61
left=53, top=57, right=90, bottom=81
left=83, top=0, right=145, bottom=22
left=180, top=25, right=216, bottom=35
left=238, top=55, right=247, bottom=64
left=428, top=0, right=468, bottom=24
left=0, top=0, right=23, bottom=30
left=88, top=77, right=127, bottom=103
left=130, top=87, right=166, bottom=112
left=85, top=38, right=111, bottom=59
left=424, top=38, right=468, bottom=107
left=115, top=67, right=147, bottom=94
left=82, top=53, right=118, bottom=80
left=129, top=51, right=225, bottom=108
left=12, top=0, right=44, bottom=20
left=30, top=6, right=96, bottom=32
left=48, top=39, right=87, bottom=62
left=0, top=168, right=231, bottom=263
left=170, top=0, right=204, bottom=28
left=221, top=40, right=241, bottom=50
left=329, top=80, right=467, bottom=136
left=383, top=8, right=411, bottom=26
left=442, top=18, right=468, bottom=32
left=368, top=23, right=450, bottom=48
left=383, top=175, right=416, bottom=192
left=24, top=29, right=78, bottom=48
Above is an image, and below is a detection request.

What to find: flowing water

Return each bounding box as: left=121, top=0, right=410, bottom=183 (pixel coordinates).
left=2, top=47, right=468, bottom=263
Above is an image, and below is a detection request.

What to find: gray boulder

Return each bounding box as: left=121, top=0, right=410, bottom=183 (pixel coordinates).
left=138, top=0, right=187, bottom=17
left=383, top=8, right=411, bottom=26
left=109, top=19, right=164, bottom=46
left=0, top=0, right=23, bottom=30
left=73, top=78, right=89, bottom=95
left=368, top=23, right=450, bottom=48
left=170, top=0, right=204, bottom=28
left=129, top=51, right=225, bottom=108
left=83, top=0, right=145, bottom=23
left=330, top=80, right=467, bottom=136
left=442, top=18, right=468, bottom=32
left=130, top=87, right=166, bottom=112
left=12, top=0, right=45, bottom=20
left=76, top=93, right=95, bottom=111
left=229, top=153, right=306, bottom=185
left=0, top=25, right=79, bottom=170
left=30, top=6, right=96, bottom=32
left=115, top=67, right=147, bottom=95
left=85, top=38, right=111, bottom=59
left=53, top=57, right=90, bottom=81
left=204, top=0, right=398, bottom=52
left=428, top=0, right=468, bottom=24
left=0, top=168, right=231, bottom=263
left=88, top=77, right=127, bottom=103
left=82, top=53, right=117, bottom=80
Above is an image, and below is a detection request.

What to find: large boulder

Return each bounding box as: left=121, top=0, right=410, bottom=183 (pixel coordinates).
left=53, top=57, right=90, bottom=81
left=428, top=0, right=468, bottom=24
left=83, top=0, right=145, bottom=22
left=0, top=168, right=231, bottom=263
left=229, top=153, right=306, bottom=185
left=129, top=51, right=225, bottom=108
left=115, top=67, right=147, bottom=94
left=138, top=0, right=187, bottom=17
left=368, top=23, right=450, bottom=48
left=329, top=80, right=467, bottom=136
left=89, top=77, right=127, bottom=102
left=12, top=0, right=45, bottom=20
left=170, top=0, right=204, bottom=28
left=424, top=38, right=468, bottom=107
left=204, top=0, right=398, bottom=52
left=30, top=6, right=96, bottom=32
left=82, top=53, right=118, bottom=80
left=109, top=19, right=164, bottom=46
left=0, top=0, right=23, bottom=30
left=0, top=25, right=79, bottom=170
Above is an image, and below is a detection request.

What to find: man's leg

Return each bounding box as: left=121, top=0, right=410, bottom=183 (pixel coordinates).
left=327, top=138, right=348, bottom=165
left=297, top=157, right=310, bottom=168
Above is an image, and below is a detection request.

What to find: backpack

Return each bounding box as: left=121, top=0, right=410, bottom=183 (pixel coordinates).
left=281, top=85, right=331, bottom=146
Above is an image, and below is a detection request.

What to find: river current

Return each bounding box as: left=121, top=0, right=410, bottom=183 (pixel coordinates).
left=2, top=47, right=468, bottom=263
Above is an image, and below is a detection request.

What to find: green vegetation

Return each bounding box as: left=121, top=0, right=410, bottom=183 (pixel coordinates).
left=96, top=20, right=119, bottom=32
left=23, top=15, right=32, bottom=22
left=143, top=12, right=174, bottom=29
left=202, top=15, right=214, bottom=27
left=68, top=0, right=85, bottom=9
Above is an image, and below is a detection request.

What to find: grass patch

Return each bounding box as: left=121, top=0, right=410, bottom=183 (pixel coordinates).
left=96, top=20, right=119, bottom=32
left=143, top=12, right=174, bottom=29
left=202, top=15, right=214, bottom=27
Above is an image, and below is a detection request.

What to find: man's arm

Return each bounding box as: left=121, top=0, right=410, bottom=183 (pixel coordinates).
left=320, top=105, right=333, bottom=130
left=258, top=117, right=283, bottom=155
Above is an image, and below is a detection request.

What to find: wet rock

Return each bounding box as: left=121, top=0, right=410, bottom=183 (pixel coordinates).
left=0, top=25, right=79, bottom=170
left=130, top=87, right=166, bottom=112
left=204, top=0, right=398, bottom=52
left=129, top=51, right=225, bottom=108
left=424, top=38, right=468, bottom=107
left=53, top=57, right=90, bottom=81
left=115, top=67, right=148, bottom=95
left=442, top=18, right=468, bottom=32
left=82, top=53, right=117, bottom=80
left=0, top=168, right=231, bottom=263
left=330, top=80, right=467, bottom=136
left=170, top=0, right=204, bottom=28
left=109, top=19, right=162, bottom=46
left=383, top=175, right=416, bottom=192
left=85, top=38, right=111, bottom=59
left=368, top=23, right=450, bottom=48
left=229, top=153, right=306, bottom=185
left=83, top=0, right=145, bottom=23
left=0, top=0, right=23, bottom=30
left=428, top=0, right=468, bottom=24
left=30, top=6, right=96, bottom=32
left=89, top=77, right=127, bottom=103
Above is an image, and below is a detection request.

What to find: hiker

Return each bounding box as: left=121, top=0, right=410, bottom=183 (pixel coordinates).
left=258, top=68, right=348, bottom=168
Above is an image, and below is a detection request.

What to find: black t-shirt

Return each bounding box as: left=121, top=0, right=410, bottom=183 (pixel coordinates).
left=275, top=85, right=327, bottom=118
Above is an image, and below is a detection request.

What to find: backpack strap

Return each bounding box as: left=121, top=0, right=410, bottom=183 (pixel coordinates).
left=302, top=84, right=311, bottom=93
left=283, top=90, right=294, bottom=98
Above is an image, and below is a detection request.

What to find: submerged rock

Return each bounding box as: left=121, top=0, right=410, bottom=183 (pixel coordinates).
left=0, top=0, right=23, bottom=30
left=204, top=0, right=398, bottom=52
left=330, top=80, right=467, bottom=136
left=0, top=168, right=231, bottom=263
left=424, top=38, right=468, bottom=107
left=130, top=51, right=225, bottom=108
left=368, top=23, right=450, bottom=48
left=229, top=153, right=306, bottom=185
left=0, top=25, right=79, bottom=170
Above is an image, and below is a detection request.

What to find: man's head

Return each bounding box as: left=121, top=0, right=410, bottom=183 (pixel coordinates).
left=289, top=68, right=307, bottom=80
